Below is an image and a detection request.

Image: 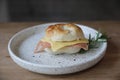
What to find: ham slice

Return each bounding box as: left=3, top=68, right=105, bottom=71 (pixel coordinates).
left=34, top=41, right=88, bottom=53
left=34, top=41, right=51, bottom=53
left=73, top=43, right=88, bottom=50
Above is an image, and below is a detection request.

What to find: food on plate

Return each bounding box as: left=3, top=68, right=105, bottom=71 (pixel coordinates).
left=34, top=23, right=89, bottom=54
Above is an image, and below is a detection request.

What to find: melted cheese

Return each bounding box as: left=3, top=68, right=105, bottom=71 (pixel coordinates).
left=41, top=37, right=88, bottom=52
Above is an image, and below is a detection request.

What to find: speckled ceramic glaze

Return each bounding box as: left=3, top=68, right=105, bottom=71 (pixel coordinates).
left=8, top=23, right=107, bottom=75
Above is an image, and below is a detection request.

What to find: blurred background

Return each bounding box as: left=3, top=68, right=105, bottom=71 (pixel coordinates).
left=0, top=0, right=120, bottom=22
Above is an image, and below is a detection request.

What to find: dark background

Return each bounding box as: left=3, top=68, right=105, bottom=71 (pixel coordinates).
left=0, top=0, right=120, bottom=22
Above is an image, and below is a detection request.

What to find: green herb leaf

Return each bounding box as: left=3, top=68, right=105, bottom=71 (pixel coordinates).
left=89, top=32, right=108, bottom=48
left=79, top=32, right=108, bottom=54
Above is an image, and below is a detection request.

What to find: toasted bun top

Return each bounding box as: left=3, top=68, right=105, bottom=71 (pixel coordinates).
left=45, top=23, right=85, bottom=41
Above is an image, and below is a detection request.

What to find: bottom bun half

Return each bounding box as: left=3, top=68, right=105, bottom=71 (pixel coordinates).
left=44, top=46, right=81, bottom=54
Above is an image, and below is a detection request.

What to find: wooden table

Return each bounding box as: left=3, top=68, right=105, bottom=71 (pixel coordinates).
left=0, top=21, right=120, bottom=80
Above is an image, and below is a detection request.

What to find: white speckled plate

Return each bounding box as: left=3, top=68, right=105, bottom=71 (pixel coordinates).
left=8, top=23, right=107, bottom=75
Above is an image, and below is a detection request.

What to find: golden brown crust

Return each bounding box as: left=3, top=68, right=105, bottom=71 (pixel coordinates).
left=46, top=24, right=65, bottom=38
left=45, top=23, right=85, bottom=41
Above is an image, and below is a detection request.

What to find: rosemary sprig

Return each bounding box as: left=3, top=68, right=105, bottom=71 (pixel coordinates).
left=89, top=32, right=108, bottom=49
left=79, top=32, right=109, bottom=53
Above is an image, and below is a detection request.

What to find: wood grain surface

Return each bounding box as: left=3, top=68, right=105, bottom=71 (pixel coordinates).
left=0, top=21, right=120, bottom=80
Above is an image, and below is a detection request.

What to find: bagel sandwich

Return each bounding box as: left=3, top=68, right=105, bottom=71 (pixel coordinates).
left=34, top=23, right=88, bottom=54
